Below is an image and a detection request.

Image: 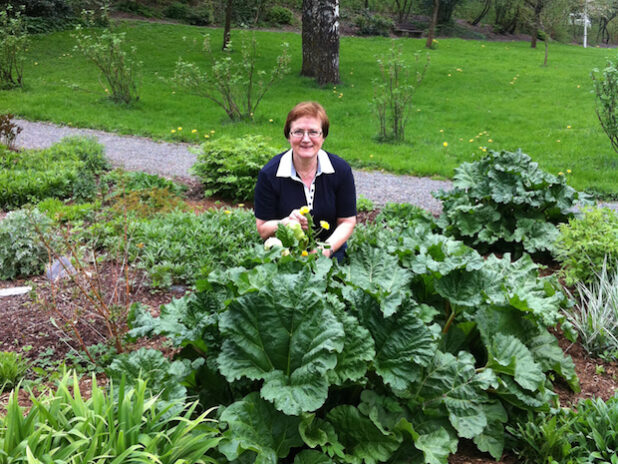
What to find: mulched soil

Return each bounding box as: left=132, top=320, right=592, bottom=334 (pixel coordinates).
left=1, top=194, right=617, bottom=464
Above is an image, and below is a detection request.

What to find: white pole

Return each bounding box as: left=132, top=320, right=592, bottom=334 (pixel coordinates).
left=583, top=0, right=588, bottom=48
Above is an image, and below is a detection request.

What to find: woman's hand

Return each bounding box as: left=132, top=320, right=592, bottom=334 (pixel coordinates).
left=285, top=209, right=309, bottom=230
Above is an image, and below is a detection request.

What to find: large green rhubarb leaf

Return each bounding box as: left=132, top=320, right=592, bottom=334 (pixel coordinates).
left=486, top=333, right=545, bottom=391
left=529, top=331, right=579, bottom=392
left=350, top=291, right=438, bottom=390
left=339, top=245, right=412, bottom=317
left=217, top=267, right=345, bottom=415
left=219, top=392, right=303, bottom=464
left=326, top=405, right=402, bottom=464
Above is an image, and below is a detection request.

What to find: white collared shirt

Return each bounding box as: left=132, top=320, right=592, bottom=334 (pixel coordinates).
left=275, top=149, right=335, bottom=210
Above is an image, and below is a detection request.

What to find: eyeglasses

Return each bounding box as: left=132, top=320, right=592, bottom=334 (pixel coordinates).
left=290, top=129, right=322, bottom=139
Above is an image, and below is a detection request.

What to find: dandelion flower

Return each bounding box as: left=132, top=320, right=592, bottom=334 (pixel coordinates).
left=488, top=139, right=493, bottom=143
left=448, top=73, right=452, bottom=77
left=481, top=44, right=485, bottom=48
left=301, top=250, right=309, bottom=257
left=369, top=154, right=374, bottom=158
left=456, top=68, right=462, bottom=72
left=299, top=206, right=310, bottom=215
left=137, top=243, right=144, bottom=249
left=469, top=139, right=474, bottom=142
left=171, top=129, right=176, bottom=133
left=178, top=127, right=182, bottom=131
left=443, top=142, right=448, bottom=147
left=558, top=171, right=564, bottom=176
left=269, top=119, right=273, bottom=122
left=567, top=125, right=571, bottom=129
left=210, top=130, right=215, bottom=134
left=204, top=134, right=209, bottom=138
left=440, top=129, right=444, bottom=133
left=567, top=169, right=572, bottom=174
left=577, top=85, right=581, bottom=88
left=238, top=203, right=245, bottom=207
left=320, top=220, right=330, bottom=230
left=192, top=129, right=197, bottom=133
left=557, top=140, right=561, bottom=143
left=224, top=210, right=232, bottom=215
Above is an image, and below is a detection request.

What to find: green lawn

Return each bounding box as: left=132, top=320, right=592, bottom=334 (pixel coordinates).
left=2, top=20, right=617, bottom=196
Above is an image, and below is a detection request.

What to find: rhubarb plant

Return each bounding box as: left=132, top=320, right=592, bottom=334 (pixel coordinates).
left=129, top=217, right=578, bottom=463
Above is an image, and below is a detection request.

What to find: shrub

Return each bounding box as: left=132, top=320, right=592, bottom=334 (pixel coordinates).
left=0, top=136, right=108, bottom=209
left=0, top=372, right=221, bottom=463
left=434, top=149, right=590, bottom=257
left=564, top=257, right=618, bottom=359
left=264, top=5, right=294, bottom=25
left=172, top=32, right=291, bottom=121
left=509, top=395, right=618, bottom=463
left=0, top=113, right=22, bottom=150
left=163, top=1, right=191, bottom=20
left=356, top=194, right=374, bottom=212
left=36, top=197, right=99, bottom=223
left=130, top=219, right=578, bottom=463
left=192, top=135, right=278, bottom=201
left=0, top=208, right=57, bottom=280
left=372, top=43, right=429, bottom=142
left=555, top=207, right=618, bottom=285
left=129, top=208, right=260, bottom=287
left=0, top=4, right=28, bottom=89
left=592, top=58, right=618, bottom=155
left=73, top=10, right=141, bottom=104
left=355, top=10, right=393, bottom=36
left=0, top=351, right=29, bottom=393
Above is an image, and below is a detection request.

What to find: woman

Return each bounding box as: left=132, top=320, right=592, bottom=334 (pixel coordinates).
left=254, top=101, right=356, bottom=260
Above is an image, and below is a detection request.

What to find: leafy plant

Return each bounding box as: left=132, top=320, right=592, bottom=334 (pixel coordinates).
left=372, top=43, right=429, bottom=142
left=73, top=9, right=141, bottom=104
left=110, top=186, right=189, bottom=218
left=565, top=257, right=618, bottom=359
left=434, top=149, right=590, bottom=257
left=0, top=208, right=57, bottom=280
left=355, top=10, right=393, bottom=36
left=356, top=194, right=375, bottom=212
left=103, top=169, right=187, bottom=196
left=264, top=5, right=294, bottom=25
left=0, top=136, right=108, bottom=209
left=0, top=372, right=221, bottom=463
left=555, top=207, right=618, bottom=285
left=129, top=208, right=260, bottom=288
left=0, top=351, right=29, bottom=393
left=191, top=135, right=278, bottom=201
left=0, top=4, right=28, bottom=89
left=36, top=197, right=99, bottom=224
left=592, top=58, right=618, bottom=155
left=172, top=32, right=291, bottom=121
left=130, top=216, right=578, bottom=463
left=0, top=113, right=22, bottom=149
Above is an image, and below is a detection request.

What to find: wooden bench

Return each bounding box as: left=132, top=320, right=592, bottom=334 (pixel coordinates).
left=393, top=25, right=423, bottom=38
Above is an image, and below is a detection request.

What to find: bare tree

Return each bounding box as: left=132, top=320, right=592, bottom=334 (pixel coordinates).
left=426, top=0, right=440, bottom=48
left=301, top=0, right=340, bottom=85
left=393, top=0, right=414, bottom=23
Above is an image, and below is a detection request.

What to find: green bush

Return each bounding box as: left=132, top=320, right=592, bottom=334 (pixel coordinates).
left=264, top=5, right=294, bottom=25
left=191, top=135, right=279, bottom=201
left=555, top=207, right=618, bottom=285
left=0, top=4, right=29, bottom=89
left=130, top=208, right=260, bottom=288
left=0, top=372, right=221, bottom=463
left=0, top=351, right=29, bottom=393
left=434, top=149, right=590, bottom=257
left=36, top=197, right=99, bottom=223
left=0, top=136, right=108, bottom=209
left=163, top=1, right=191, bottom=20
left=509, top=395, right=618, bottom=463
left=592, top=58, right=618, bottom=155
left=355, top=10, right=393, bottom=36
left=0, top=208, right=57, bottom=280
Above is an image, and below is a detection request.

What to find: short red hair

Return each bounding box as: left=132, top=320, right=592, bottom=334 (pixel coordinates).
left=283, top=101, right=330, bottom=139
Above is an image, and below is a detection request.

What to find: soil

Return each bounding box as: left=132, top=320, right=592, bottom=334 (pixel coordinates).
left=1, top=195, right=617, bottom=463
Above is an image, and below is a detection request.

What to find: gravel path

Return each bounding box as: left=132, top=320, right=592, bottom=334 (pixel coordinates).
left=14, top=119, right=452, bottom=215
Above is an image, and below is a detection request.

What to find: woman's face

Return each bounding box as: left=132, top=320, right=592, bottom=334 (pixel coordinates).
left=288, top=116, right=324, bottom=163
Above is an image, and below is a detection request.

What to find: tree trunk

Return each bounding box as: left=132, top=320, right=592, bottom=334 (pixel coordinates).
left=471, top=0, right=491, bottom=26
left=426, top=0, right=439, bottom=49
left=222, top=0, right=233, bottom=51
left=543, top=35, right=548, bottom=66
left=529, top=0, right=543, bottom=49
left=301, top=0, right=318, bottom=77
left=301, top=0, right=340, bottom=85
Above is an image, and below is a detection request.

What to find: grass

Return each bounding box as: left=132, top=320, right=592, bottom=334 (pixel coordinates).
left=1, top=20, right=617, bottom=196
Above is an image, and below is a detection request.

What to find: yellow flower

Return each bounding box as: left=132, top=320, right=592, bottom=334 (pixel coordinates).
left=269, top=119, right=273, bottom=122
left=448, top=73, right=452, bottom=77
left=320, top=220, right=330, bottom=230
left=299, top=206, right=310, bottom=215
left=224, top=210, right=232, bottom=215
left=557, top=139, right=561, bottom=143
left=177, top=127, right=182, bottom=131
left=301, top=250, right=309, bottom=257
left=192, top=129, right=197, bottom=133
left=567, top=125, right=571, bottom=129
left=171, top=129, right=176, bottom=133
left=577, top=85, right=581, bottom=88
left=481, top=44, right=485, bottom=48
left=456, top=68, right=462, bottom=72
left=469, top=139, right=474, bottom=142
left=137, top=243, right=144, bottom=249
left=238, top=203, right=245, bottom=207
left=567, top=169, right=572, bottom=174
left=210, top=130, right=215, bottom=134
left=558, top=171, right=564, bottom=176
left=204, top=134, right=209, bottom=138
left=443, top=142, right=448, bottom=147
left=439, top=129, right=444, bottom=133
left=369, top=154, right=374, bottom=158
left=488, top=139, right=493, bottom=143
